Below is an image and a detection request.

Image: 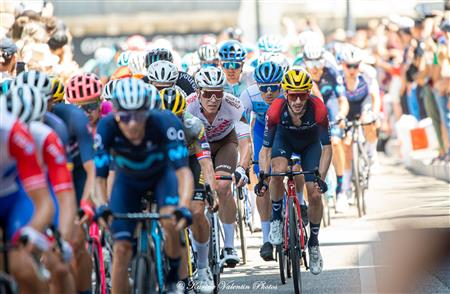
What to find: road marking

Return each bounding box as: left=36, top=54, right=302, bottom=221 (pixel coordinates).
left=358, top=244, right=378, bottom=293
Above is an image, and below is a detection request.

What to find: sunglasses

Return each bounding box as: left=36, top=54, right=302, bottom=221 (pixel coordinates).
left=116, top=111, right=148, bottom=123
left=305, top=59, right=324, bottom=68
left=81, top=102, right=100, bottom=112
left=222, top=62, right=242, bottom=70
left=345, top=63, right=360, bottom=69
left=286, top=92, right=309, bottom=102
left=259, top=84, right=281, bottom=93
left=201, top=63, right=218, bottom=68
left=1, top=51, right=13, bottom=61
left=201, top=90, right=224, bottom=100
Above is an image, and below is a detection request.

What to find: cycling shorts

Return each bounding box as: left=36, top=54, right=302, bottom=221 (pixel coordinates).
left=0, top=179, right=34, bottom=240
left=271, top=128, right=322, bottom=182
left=347, top=96, right=372, bottom=121
left=209, top=129, right=238, bottom=174
left=109, top=169, right=179, bottom=241
left=252, top=120, right=265, bottom=175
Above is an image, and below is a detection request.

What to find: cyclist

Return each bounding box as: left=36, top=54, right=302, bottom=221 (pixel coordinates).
left=0, top=105, right=54, bottom=294
left=303, top=42, right=350, bottom=212
left=219, top=40, right=255, bottom=98
left=197, top=44, right=220, bottom=68
left=256, top=68, right=332, bottom=275
left=94, top=78, right=193, bottom=294
left=186, top=67, right=252, bottom=267
left=65, top=73, right=104, bottom=130
left=4, top=85, right=77, bottom=293
left=127, top=51, right=147, bottom=79
left=340, top=46, right=380, bottom=202
left=160, top=87, right=218, bottom=293
left=239, top=61, right=285, bottom=261
left=145, top=48, right=198, bottom=96
left=146, top=60, right=183, bottom=92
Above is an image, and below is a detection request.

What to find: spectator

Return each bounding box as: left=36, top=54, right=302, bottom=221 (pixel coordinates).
left=0, top=37, right=17, bottom=78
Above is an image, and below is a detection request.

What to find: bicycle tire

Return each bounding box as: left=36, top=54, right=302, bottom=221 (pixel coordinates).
left=352, top=142, right=363, bottom=218
left=288, top=197, right=302, bottom=294
left=90, top=243, right=102, bottom=294
left=236, top=189, right=247, bottom=264
left=277, top=245, right=286, bottom=284
left=209, top=213, right=221, bottom=294
left=132, top=256, right=150, bottom=294
left=0, top=273, right=18, bottom=294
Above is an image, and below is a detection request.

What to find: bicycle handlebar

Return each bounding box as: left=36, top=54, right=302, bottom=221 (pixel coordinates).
left=112, top=212, right=173, bottom=220
left=215, top=175, right=233, bottom=181
left=261, top=169, right=318, bottom=179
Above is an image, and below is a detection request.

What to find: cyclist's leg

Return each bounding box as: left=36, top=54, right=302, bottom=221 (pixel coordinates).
left=253, top=122, right=271, bottom=246
left=154, top=167, right=182, bottom=285
left=6, top=184, right=48, bottom=293
left=343, top=105, right=358, bottom=200
left=327, top=97, right=345, bottom=195
left=109, top=173, right=146, bottom=294
left=211, top=132, right=238, bottom=258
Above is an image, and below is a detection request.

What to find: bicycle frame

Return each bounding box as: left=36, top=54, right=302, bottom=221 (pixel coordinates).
left=150, top=217, right=165, bottom=292
left=88, top=222, right=107, bottom=294
left=283, top=177, right=305, bottom=253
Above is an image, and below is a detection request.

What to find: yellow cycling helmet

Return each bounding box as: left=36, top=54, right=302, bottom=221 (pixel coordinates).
left=159, top=87, right=186, bottom=117
left=50, top=78, right=65, bottom=103
left=282, top=68, right=313, bottom=92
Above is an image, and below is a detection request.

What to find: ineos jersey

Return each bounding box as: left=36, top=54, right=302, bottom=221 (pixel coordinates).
left=0, top=112, right=46, bottom=197
left=29, top=121, right=73, bottom=193
left=186, top=92, right=250, bottom=142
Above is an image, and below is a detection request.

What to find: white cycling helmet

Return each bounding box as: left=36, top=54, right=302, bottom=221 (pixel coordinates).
left=1, top=85, right=46, bottom=123
left=112, top=78, right=158, bottom=111
left=12, top=70, right=52, bottom=99
left=128, top=51, right=147, bottom=75
left=146, top=60, right=179, bottom=84
left=298, top=31, right=324, bottom=48
left=94, top=47, right=116, bottom=64
left=258, top=52, right=290, bottom=73
left=195, top=67, right=226, bottom=89
left=197, top=44, right=219, bottom=63
left=340, top=45, right=363, bottom=65
left=303, top=42, right=324, bottom=60
left=102, top=79, right=117, bottom=100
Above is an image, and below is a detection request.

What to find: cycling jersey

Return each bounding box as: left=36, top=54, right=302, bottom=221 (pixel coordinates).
left=0, top=112, right=47, bottom=239
left=186, top=92, right=250, bottom=142
left=317, top=67, right=346, bottom=104
left=29, top=121, right=73, bottom=226
left=345, top=75, right=372, bottom=121
left=94, top=110, right=189, bottom=241
left=44, top=112, right=70, bottom=161
left=263, top=97, right=331, bottom=181
left=223, top=70, right=255, bottom=99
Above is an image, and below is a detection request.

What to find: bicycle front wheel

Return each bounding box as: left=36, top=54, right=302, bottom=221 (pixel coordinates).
left=352, top=142, right=363, bottom=218
left=90, top=243, right=103, bottom=294
left=288, top=197, right=302, bottom=294
left=132, top=256, right=150, bottom=294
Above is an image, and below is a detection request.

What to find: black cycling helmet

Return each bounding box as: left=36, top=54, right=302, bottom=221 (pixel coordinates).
left=48, top=30, right=68, bottom=50
left=145, top=48, right=174, bottom=68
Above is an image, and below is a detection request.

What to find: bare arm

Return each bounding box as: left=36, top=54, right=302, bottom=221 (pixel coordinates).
left=176, top=167, right=194, bottom=208
left=337, top=95, right=349, bottom=118
left=56, top=190, right=76, bottom=240
left=238, top=136, right=252, bottom=170
left=258, top=146, right=272, bottom=175
left=28, top=188, right=55, bottom=232
left=198, top=158, right=218, bottom=191
left=82, top=160, right=96, bottom=202
left=95, top=177, right=108, bottom=206
left=318, top=145, right=333, bottom=179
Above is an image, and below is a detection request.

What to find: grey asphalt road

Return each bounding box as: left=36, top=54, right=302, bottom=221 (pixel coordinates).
left=217, top=155, right=450, bottom=294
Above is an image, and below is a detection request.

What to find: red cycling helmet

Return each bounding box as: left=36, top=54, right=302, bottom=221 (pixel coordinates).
left=65, top=73, right=102, bottom=104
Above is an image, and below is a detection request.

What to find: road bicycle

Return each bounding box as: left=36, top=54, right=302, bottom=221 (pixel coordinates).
left=261, top=164, right=325, bottom=294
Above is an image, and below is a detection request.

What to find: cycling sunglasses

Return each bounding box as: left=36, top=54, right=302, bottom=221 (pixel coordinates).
left=153, top=83, right=174, bottom=90
left=286, top=92, right=309, bottom=102
left=201, top=90, right=224, bottom=100
left=345, top=63, right=360, bottom=69
left=201, top=63, right=218, bottom=68
left=259, top=84, right=281, bottom=93
left=305, top=59, right=324, bottom=68
left=81, top=102, right=100, bottom=113
left=116, top=111, right=148, bottom=123
left=222, top=62, right=242, bottom=70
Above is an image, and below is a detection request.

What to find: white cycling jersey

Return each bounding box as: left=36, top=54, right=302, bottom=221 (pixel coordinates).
left=186, top=92, right=250, bottom=142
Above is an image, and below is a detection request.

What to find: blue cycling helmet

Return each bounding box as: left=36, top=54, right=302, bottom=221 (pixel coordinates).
left=117, top=51, right=131, bottom=67
left=112, top=78, right=159, bottom=111
left=257, top=35, right=283, bottom=53
left=254, top=61, right=284, bottom=84
left=219, top=40, right=247, bottom=62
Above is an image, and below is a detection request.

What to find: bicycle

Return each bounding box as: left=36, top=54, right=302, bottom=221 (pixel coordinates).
left=0, top=227, right=18, bottom=294
left=215, top=175, right=248, bottom=265
left=261, top=164, right=325, bottom=294
left=112, top=212, right=173, bottom=294
left=345, top=119, right=373, bottom=217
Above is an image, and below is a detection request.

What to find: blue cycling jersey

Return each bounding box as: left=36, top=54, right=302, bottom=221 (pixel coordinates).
left=240, top=84, right=275, bottom=125
left=318, top=66, right=346, bottom=104
left=44, top=112, right=71, bottom=162
left=51, top=104, right=95, bottom=167
left=94, top=110, right=189, bottom=179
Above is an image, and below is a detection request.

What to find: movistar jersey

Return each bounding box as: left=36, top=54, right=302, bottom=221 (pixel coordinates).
left=94, top=110, right=188, bottom=179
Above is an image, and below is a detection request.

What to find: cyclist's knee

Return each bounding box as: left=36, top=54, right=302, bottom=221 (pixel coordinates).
left=271, top=157, right=288, bottom=173
left=113, top=240, right=133, bottom=262
left=191, top=201, right=206, bottom=220
left=9, top=250, right=41, bottom=285
left=51, top=260, right=72, bottom=282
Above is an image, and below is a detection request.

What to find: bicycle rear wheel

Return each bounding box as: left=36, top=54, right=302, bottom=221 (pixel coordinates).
left=288, top=197, right=302, bottom=294
left=352, top=142, right=363, bottom=218
left=236, top=188, right=247, bottom=264
left=277, top=245, right=287, bottom=284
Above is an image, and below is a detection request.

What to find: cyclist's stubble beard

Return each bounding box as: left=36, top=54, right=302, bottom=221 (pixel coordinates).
left=118, top=120, right=146, bottom=145
left=224, top=68, right=242, bottom=84
left=288, top=98, right=308, bottom=115
left=200, top=96, right=222, bottom=116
